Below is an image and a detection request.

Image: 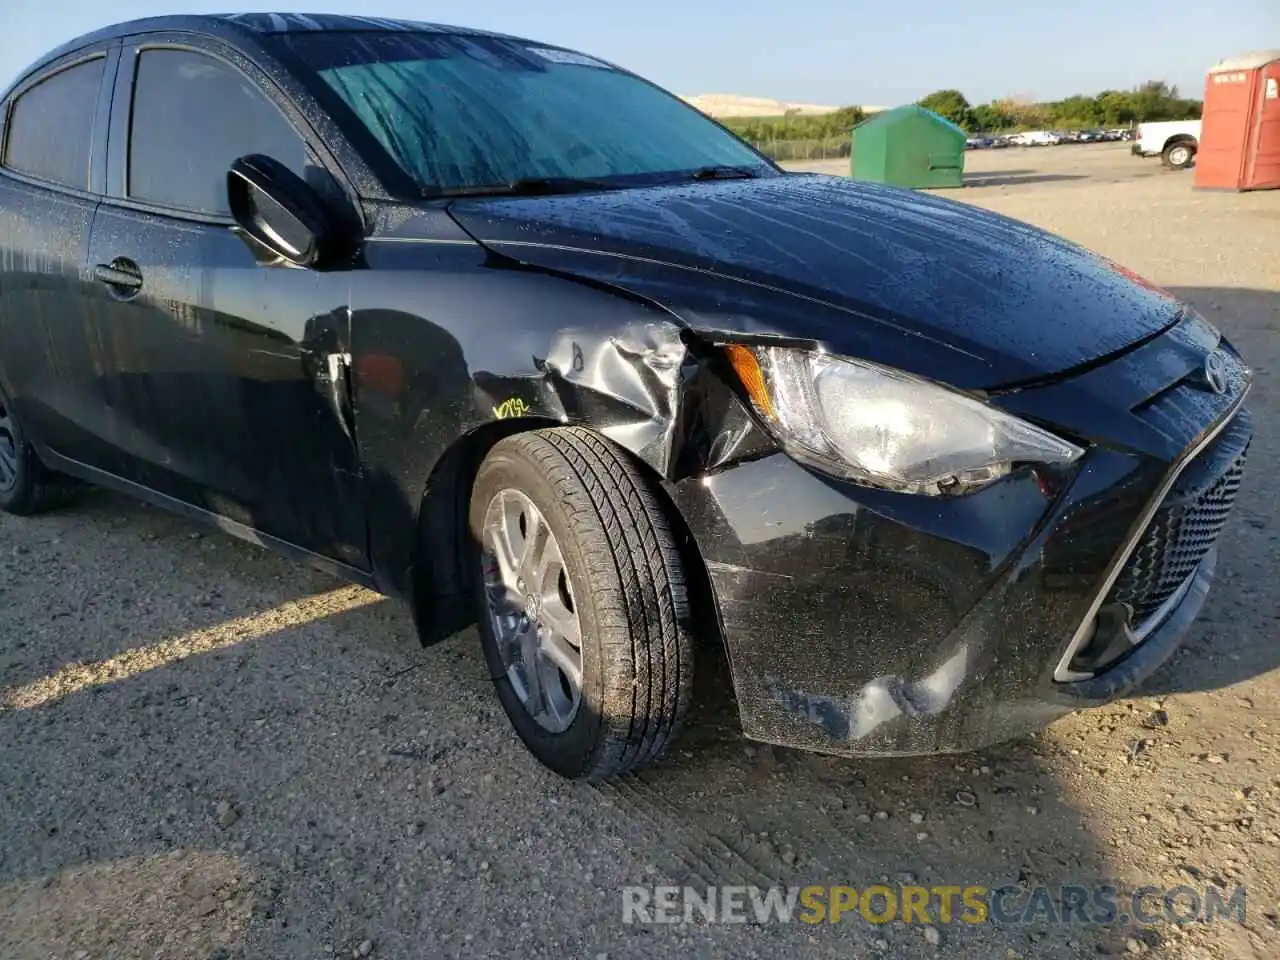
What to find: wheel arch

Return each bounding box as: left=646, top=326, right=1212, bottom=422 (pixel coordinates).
left=410, top=415, right=558, bottom=645
left=409, top=418, right=722, bottom=658
left=1163, top=134, right=1198, bottom=151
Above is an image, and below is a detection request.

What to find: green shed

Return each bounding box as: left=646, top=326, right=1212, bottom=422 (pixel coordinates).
left=850, top=105, right=966, bottom=189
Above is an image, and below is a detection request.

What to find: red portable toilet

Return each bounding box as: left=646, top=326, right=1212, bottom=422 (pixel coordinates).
left=1195, top=50, right=1280, bottom=191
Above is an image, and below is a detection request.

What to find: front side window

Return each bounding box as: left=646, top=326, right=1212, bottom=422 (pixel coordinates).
left=272, top=32, right=773, bottom=193
left=128, top=48, right=307, bottom=215
left=3, top=57, right=104, bottom=190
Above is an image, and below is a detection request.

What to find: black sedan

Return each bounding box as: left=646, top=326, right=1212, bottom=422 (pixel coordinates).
left=0, top=14, right=1252, bottom=779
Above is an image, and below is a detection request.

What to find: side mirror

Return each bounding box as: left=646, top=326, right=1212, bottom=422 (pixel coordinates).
left=227, top=154, right=336, bottom=267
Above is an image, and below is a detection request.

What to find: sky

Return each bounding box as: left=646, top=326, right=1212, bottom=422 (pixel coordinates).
left=0, top=0, right=1275, bottom=106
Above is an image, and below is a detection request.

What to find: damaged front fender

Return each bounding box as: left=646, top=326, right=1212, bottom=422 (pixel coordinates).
left=350, top=215, right=774, bottom=613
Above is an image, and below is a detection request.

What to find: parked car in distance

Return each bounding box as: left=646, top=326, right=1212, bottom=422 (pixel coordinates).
left=0, top=14, right=1254, bottom=779
left=1132, top=119, right=1202, bottom=169
left=1080, top=128, right=1121, bottom=144
left=1010, top=130, right=1063, bottom=146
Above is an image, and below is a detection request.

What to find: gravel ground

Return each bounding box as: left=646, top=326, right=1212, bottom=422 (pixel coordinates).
left=3, top=143, right=1279, bottom=960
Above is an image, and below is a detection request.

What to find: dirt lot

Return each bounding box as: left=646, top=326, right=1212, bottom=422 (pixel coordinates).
left=2, top=143, right=1279, bottom=960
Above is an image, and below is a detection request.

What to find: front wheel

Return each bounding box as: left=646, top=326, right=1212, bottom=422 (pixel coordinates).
left=1162, top=141, right=1196, bottom=170
left=469, top=427, right=695, bottom=780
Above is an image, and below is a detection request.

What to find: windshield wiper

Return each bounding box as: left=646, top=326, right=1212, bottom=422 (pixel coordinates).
left=688, top=165, right=760, bottom=181
left=431, top=177, right=621, bottom=198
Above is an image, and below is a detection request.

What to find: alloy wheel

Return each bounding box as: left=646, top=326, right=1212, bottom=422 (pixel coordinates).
left=480, top=488, right=584, bottom=733
left=0, top=397, right=18, bottom=494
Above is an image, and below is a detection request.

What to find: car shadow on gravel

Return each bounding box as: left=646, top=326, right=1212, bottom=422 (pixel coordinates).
left=0, top=505, right=1192, bottom=957
left=0, top=541, right=449, bottom=959
left=0, top=486, right=351, bottom=696
left=0, top=497, right=1135, bottom=960
left=0, top=611, right=1134, bottom=960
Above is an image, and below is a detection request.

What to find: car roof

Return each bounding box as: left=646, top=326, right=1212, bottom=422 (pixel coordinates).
left=10, top=12, right=526, bottom=90
left=213, top=12, right=521, bottom=38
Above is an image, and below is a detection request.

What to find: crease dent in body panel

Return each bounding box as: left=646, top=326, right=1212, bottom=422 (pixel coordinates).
left=541, top=319, right=690, bottom=477
left=765, top=645, right=971, bottom=742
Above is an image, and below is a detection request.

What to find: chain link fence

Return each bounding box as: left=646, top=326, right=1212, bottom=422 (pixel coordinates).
left=743, top=136, right=851, bottom=162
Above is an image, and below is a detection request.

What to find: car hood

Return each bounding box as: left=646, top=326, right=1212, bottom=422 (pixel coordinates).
left=447, top=174, right=1183, bottom=388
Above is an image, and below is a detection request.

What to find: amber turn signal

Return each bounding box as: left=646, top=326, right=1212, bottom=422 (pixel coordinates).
left=723, top=344, right=775, bottom=421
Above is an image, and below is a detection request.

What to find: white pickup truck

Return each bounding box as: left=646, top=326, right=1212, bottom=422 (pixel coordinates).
left=1131, top=120, right=1202, bottom=169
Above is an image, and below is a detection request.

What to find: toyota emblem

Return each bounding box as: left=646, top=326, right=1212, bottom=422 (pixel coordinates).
left=1203, top=351, right=1228, bottom=395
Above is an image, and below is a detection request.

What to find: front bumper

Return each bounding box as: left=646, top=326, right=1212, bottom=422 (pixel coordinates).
left=671, top=324, right=1252, bottom=757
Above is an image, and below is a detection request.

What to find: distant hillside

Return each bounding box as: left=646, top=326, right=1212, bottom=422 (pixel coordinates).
left=683, top=94, right=888, bottom=118
left=682, top=94, right=838, bottom=117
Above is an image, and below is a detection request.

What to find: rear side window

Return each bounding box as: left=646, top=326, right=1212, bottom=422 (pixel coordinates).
left=128, top=48, right=306, bottom=215
left=3, top=58, right=104, bottom=190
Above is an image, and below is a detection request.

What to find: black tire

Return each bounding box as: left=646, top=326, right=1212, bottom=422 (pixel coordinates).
left=0, top=388, right=77, bottom=516
left=469, top=427, right=694, bottom=780
left=1161, top=140, right=1196, bottom=170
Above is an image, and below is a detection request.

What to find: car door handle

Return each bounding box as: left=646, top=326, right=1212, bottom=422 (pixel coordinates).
left=93, top=259, right=143, bottom=294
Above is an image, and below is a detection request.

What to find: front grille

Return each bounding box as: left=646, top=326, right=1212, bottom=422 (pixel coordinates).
left=1107, top=414, right=1251, bottom=625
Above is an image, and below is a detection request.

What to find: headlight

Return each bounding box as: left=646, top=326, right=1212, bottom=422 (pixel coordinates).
left=724, top=345, right=1083, bottom=495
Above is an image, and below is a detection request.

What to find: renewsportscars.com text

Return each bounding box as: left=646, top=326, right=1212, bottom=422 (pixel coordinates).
left=622, top=884, right=1246, bottom=927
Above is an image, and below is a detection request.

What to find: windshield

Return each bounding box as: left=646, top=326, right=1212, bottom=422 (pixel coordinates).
left=274, top=31, right=775, bottom=194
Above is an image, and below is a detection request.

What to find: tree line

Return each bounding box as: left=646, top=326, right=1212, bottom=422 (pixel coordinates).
left=715, top=81, right=1202, bottom=143
left=920, top=81, right=1202, bottom=132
